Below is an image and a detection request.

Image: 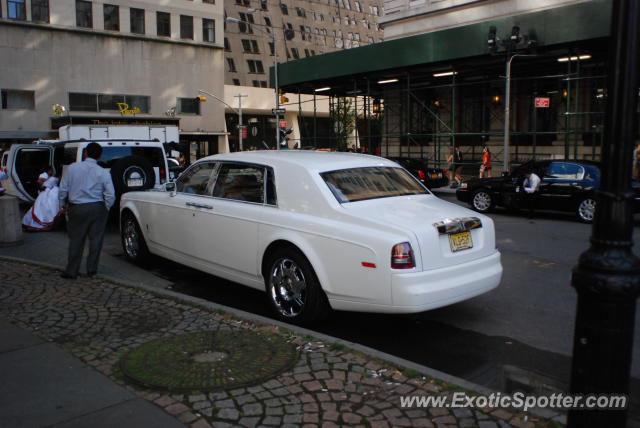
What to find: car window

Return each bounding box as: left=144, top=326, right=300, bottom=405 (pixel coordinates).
left=546, top=162, right=584, bottom=180
left=266, top=167, right=277, bottom=206
left=321, top=167, right=428, bottom=203
left=96, top=146, right=165, bottom=169
left=176, top=162, right=217, bottom=195
left=211, top=163, right=265, bottom=204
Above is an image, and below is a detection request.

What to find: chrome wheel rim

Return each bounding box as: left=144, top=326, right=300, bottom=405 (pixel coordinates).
left=473, top=192, right=491, bottom=211
left=269, top=258, right=307, bottom=318
left=578, top=198, right=596, bottom=221
left=123, top=219, right=140, bottom=258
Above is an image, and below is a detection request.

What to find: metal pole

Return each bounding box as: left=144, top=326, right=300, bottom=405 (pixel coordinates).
left=235, top=94, right=247, bottom=151
left=568, top=1, right=640, bottom=427
left=274, top=31, right=280, bottom=149
left=503, top=57, right=513, bottom=173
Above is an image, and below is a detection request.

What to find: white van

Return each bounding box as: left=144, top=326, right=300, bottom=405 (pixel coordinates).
left=3, top=125, right=173, bottom=203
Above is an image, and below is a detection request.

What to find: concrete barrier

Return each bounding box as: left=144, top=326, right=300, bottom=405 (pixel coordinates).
left=0, top=195, right=22, bottom=247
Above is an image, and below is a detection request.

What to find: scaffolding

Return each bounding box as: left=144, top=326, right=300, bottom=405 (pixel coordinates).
left=290, top=51, right=613, bottom=175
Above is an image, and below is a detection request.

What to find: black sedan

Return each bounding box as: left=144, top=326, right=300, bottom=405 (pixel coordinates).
left=455, top=159, right=635, bottom=222
left=387, top=157, right=449, bottom=189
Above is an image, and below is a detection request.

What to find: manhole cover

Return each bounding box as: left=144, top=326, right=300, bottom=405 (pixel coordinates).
left=119, top=330, right=298, bottom=392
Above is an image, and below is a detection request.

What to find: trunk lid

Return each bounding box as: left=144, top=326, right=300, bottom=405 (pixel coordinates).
left=341, top=194, right=497, bottom=270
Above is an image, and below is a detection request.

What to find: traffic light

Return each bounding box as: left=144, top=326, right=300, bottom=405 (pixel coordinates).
left=278, top=88, right=289, bottom=104
left=195, top=95, right=207, bottom=102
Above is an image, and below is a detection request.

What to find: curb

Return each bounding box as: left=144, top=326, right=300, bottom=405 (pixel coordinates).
left=0, top=254, right=567, bottom=425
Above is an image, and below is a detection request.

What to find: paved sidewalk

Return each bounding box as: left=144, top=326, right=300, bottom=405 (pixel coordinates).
left=0, top=258, right=564, bottom=428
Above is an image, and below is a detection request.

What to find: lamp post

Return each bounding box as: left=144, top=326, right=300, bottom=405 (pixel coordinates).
left=226, top=17, right=281, bottom=149
left=503, top=54, right=536, bottom=173
left=197, top=89, right=246, bottom=151
left=568, top=1, right=640, bottom=427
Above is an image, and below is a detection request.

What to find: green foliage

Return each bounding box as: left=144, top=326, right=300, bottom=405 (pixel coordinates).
left=330, top=98, right=357, bottom=150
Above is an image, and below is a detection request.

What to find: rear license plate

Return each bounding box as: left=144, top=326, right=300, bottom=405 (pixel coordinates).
left=127, top=178, right=143, bottom=187
left=449, top=231, right=473, bottom=252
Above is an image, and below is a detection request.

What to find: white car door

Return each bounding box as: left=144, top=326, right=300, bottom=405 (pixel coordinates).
left=147, top=161, right=218, bottom=258
left=8, top=145, right=55, bottom=202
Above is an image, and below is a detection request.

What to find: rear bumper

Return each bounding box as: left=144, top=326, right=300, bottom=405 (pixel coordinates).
left=390, top=251, right=502, bottom=312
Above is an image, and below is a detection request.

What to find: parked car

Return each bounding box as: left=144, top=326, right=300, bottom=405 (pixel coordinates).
left=386, top=157, right=449, bottom=189
left=3, top=139, right=169, bottom=203
left=455, top=159, right=638, bottom=222
left=120, top=151, right=502, bottom=324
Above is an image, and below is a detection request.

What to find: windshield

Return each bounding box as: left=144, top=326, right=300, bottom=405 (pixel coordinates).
left=321, top=167, right=428, bottom=203
left=96, top=146, right=165, bottom=169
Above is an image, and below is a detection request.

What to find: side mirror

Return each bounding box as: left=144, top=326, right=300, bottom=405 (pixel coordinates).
left=165, top=181, right=177, bottom=196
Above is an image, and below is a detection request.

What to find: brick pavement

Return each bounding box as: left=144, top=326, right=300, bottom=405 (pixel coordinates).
left=0, top=259, right=560, bottom=428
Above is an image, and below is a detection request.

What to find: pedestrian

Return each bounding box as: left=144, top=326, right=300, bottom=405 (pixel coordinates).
left=633, top=143, right=640, bottom=180
left=37, top=166, right=54, bottom=193
left=58, top=143, right=115, bottom=279
left=479, top=146, right=492, bottom=178
left=447, top=146, right=463, bottom=187
left=521, top=169, right=541, bottom=218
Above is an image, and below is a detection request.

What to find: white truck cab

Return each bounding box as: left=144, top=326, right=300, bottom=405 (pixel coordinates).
left=3, top=125, right=175, bottom=203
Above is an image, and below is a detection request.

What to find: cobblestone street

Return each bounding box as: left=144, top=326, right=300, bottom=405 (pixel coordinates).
left=0, top=259, right=559, bottom=428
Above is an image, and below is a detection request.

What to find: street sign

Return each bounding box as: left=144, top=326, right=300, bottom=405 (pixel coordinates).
left=272, top=108, right=286, bottom=115
left=279, top=121, right=287, bottom=127
left=535, top=97, right=550, bottom=108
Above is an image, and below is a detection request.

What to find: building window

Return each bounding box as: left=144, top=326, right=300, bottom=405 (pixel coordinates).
left=238, top=12, right=254, bottom=34
left=178, top=98, right=200, bottom=115
left=304, top=48, right=310, bottom=57
left=299, top=25, right=306, bottom=41
left=1, top=89, right=35, bottom=110
left=75, top=0, right=92, bottom=28
left=353, top=0, right=361, bottom=12
left=203, top=18, right=215, bottom=42
left=180, top=15, right=194, bottom=39
left=69, top=93, right=150, bottom=113
left=290, top=48, right=299, bottom=59
left=296, top=7, right=305, bottom=17
left=31, top=0, right=49, bottom=23
left=103, top=4, right=119, bottom=31
left=280, top=3, right=288, bottom=15
left=260, top=0, right=268, bottom=10
left=247, top=60, right=264, bottom=74
left=226, top=57, right=237, bottom=72
left=224, top=37, right=231, bottom=51
left=203, top=0, right=215, bottom=3
left=268, top=42, right=274, bottom=55
left=241, top=39, right=260, bottom=53
left=8, top=0, right=26, bottom=20
left=130, top=8, right=145, bottom=34
left=232, top=79, right=241, bottom=86
left=264, top=16, right=272, bottom=29
left=251, top=80, right=268, bottom=88
left=156, top=12, right=170, bottom=37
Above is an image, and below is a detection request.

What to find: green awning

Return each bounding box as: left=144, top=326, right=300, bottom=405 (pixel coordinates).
left=273, top=0, right=610, bottom=89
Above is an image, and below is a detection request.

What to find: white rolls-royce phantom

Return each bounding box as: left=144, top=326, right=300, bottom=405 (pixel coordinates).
left=120, top=151, right=502, bottom=324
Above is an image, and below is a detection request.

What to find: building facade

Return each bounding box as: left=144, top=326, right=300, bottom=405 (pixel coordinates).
left=221, top=0, right=383, bottom=149
left=275, top=0, right=622, bottom=172
left=0, top=0, right=226, bottom=159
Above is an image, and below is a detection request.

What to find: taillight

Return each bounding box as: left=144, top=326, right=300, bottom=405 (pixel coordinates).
left=417, top=170, right=426, bottom=180
left=391, top=242, right=415, bottom=269
left=160, top=168, right=166, bottom=183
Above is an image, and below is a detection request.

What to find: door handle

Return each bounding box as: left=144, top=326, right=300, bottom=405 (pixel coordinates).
left=186, top=202, right=213, bottom=210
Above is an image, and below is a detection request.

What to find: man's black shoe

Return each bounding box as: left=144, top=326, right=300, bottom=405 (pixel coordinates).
left=60, top=272, right=77, bottom=280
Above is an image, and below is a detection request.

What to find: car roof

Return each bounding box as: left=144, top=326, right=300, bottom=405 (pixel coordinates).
left=200, top=150, right=399, bottom=172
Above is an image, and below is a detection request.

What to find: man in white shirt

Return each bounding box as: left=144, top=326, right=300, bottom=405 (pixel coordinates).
left=522, top=170, right=541, bottom=218
left=58, top=143, right=115, bottom=279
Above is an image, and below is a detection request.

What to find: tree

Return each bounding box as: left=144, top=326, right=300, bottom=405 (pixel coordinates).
left=330, top=98, right=357, bottom=150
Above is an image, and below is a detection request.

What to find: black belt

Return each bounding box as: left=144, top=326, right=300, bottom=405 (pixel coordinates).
left=68, top=201, right=104, bottom=206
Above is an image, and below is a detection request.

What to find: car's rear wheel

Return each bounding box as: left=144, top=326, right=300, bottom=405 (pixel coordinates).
left=121, top=213, right=150, bottom=264
left=264, top=248, right=329, bottom=325
left=577, top=197, right=596, bottom=223
left=471, top=189, right=494, bottom=213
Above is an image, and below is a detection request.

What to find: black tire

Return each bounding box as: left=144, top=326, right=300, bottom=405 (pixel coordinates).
left=471, top=189, right=494, bottom=213
left=576, top=197, right=596, bottom=223
left=110, top=155, right=155, bottom=197
left=120, top=212, right=150, bottom=265
left=264, top=247, right=330, bottom=325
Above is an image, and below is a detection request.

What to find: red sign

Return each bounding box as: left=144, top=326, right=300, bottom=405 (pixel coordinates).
left=241, top=127, right=248, bottom=138
left=535, top=97, right=550, bottom=108
left=279, top=121, right=287, bottom=127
